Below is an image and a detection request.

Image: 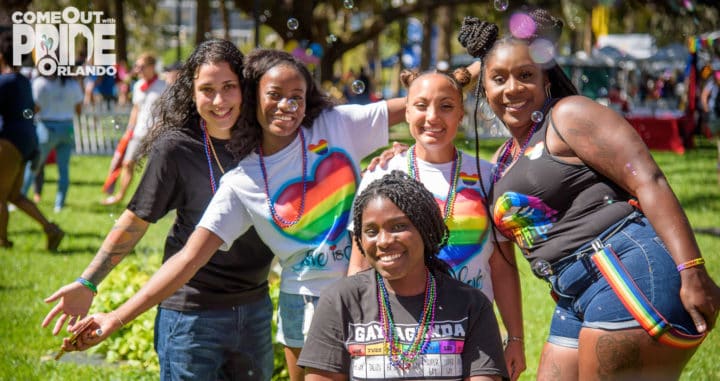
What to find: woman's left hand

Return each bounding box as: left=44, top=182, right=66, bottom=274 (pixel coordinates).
left=503, top=340, right=526, bottom=381
left=680, top=268, right=720, bottom=333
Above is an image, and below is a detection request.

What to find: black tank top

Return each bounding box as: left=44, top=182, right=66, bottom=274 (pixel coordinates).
left=490, top=109, right=633, bottom=262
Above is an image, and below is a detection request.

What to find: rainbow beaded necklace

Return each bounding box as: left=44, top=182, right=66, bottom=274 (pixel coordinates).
left=258, top=128, right=308, bottom=228
left=406, top=145, right=461, bottom=222
left=200, top=119, right=226, bottom=194
left=492, top=98, right=552, bottom=184
left=376, top=268, right=437, bottom=370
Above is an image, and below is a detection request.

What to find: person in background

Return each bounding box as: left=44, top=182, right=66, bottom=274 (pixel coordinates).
left=298, top=171, right=508, bottom=381
left=700, top=70, right=720, bottom=184
left=459, top=8, right=720, bottom=380
left=101, top=53, right=167, bottom=206
left=21, top=73, right=84, bottom=212
left=0, top=31, right=64, bottom=251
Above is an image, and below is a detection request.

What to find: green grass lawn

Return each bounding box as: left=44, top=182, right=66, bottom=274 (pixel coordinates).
left=1, top=134, right=719, bottom=380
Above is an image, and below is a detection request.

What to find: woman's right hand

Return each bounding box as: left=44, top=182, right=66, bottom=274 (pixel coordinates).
left=42, top=281, right=95, bottom=335
left=62, top=312, right=123, bottom=352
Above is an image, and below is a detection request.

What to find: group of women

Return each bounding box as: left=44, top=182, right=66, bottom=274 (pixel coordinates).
left=42, top=7, right=718, bottom=381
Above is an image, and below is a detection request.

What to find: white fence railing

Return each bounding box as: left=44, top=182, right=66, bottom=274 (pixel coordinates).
left=73, top=104, right=132, bottom=155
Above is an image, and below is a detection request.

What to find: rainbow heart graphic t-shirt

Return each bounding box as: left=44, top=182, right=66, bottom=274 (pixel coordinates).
left=353, top=151, right=499, bottom=301
left=198, top=102, right=390, bottom=296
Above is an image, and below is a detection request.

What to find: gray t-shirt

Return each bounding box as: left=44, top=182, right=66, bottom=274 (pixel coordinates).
left=297, top=269, right=508, bottom=380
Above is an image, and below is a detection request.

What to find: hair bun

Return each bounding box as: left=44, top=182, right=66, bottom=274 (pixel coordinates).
left=457, top=17, right=498, bottom=59
left=528, top=8, right=563, bottom=43
left=452, top=67, right=471, bottom=87
left=399, top=69, right=420, bottom=89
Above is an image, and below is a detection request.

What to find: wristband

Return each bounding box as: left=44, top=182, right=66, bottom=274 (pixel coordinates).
left=75, top=277, right=98, bottom=295
left=676, top=258, right=705, bottom=272
left=504, top=336, right=524, bottom=346
left=111, top=312, right=125, bottom=327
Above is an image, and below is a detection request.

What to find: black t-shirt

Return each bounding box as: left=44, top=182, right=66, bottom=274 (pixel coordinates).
left=127, top=127, right=275, bottom=311
left=298, top=269, right=508, bottom=380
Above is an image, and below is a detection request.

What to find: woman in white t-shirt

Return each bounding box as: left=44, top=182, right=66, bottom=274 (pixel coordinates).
left=349, top=69, right=526, bottom=380
left=63, top=49, right=406, bottom=381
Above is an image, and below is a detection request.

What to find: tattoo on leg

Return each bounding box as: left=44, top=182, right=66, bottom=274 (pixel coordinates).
left=596, top=333, right=641, bottom=380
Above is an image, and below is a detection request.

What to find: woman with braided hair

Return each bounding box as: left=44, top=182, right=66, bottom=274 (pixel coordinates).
left=298, top=171, right=508, bottom=381
left=458, top=7, right=720, bottom=380
left=348, top=68, right=525, bottom=379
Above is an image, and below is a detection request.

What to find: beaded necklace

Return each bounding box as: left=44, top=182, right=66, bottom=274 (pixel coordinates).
left=258, top=129, right=308, bottom=228
left=407, top=145, right=461, bottom=222
left=200, top=119, right=225, bottom=194
left=376, top=268, right=437, bottom=370
left=492, top=99, right=551, bottom=184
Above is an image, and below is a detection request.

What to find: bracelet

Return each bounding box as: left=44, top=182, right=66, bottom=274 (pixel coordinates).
left=504, top=336, right=524, bottom=346
left=111, top=312, right=125, bottom=327
left=677, top=258, right=705, bottom=272
left=75, top=277, right=98, bottom=295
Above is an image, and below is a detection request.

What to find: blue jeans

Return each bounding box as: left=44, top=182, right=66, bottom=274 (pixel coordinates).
left=22, top=120, right=74, bottom=209
left=544, top=212, right=697, bottom=348
left=276, top=292, right=319, bottom=348
left=154, top=295, right=274, bottom=381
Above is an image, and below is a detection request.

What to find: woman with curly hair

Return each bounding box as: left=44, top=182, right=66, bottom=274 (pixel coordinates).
left=299, top=171, right=508, bottom=380
left=458, top=7, right=720, bottom=380
left=42, top=39, right=277, bottom=380
left=61, top=48, right=406, bottom=381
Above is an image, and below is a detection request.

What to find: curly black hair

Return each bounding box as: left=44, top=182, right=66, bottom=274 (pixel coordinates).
left=352, top=171, right=452, bottom=277
left=139, top=39, right=244, bottom=158
left=228, top=49, right=336, bottom=160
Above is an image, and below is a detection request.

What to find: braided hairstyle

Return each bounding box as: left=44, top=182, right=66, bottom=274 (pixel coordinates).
left=458, top=8, right=578, bottom=101
left=352, top=171, right=452, bottom=277
left=228, top=49, right=336, bottom=160
left=399, top=67, right=472, bottom=102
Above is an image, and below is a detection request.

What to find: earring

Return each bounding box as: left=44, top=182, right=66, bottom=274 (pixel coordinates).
left=478, top=97, right=495, bottom=121
left=545, top=85, right=552, bottom=99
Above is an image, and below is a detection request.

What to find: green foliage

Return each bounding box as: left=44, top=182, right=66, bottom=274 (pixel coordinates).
left=88, top=252, right=162, bottom=371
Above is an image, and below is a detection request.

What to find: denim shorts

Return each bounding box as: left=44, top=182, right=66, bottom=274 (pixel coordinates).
left=276, top=291, right=320, bottom=348
left=543, top=212, right=698, bottom=348
left=154, top=295, right=274, bottom=381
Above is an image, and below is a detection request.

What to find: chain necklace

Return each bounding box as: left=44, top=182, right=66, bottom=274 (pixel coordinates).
left=492, top=99, right=552, bottom=184
left=407, top=145, right=461, bottom=222
left=258, top=129, right=308, bottom=228
left=376, top=268, right=437, bottom=370
left=200, top=119, right=225, bottom=194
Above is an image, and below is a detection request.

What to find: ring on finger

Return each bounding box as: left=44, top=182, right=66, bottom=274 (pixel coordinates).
left=95, top=328, right=103, bottom=337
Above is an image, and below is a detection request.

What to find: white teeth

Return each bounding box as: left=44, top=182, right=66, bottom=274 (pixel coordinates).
left=273, top=115, right=293, bottom=121
left=424, top=127, right=442, bottom=133
left=378, top=253, right=402, bottom=262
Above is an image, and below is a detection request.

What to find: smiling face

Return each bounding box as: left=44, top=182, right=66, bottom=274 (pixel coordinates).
left=256, top=64, right=307, bottom=155
left=483, top=42, right=549, bottom=131
left=406, top=73, right=464, bottom=163
left=360, top=196, right=426, bottom=288
left=193, top=61, right=242, bottom=139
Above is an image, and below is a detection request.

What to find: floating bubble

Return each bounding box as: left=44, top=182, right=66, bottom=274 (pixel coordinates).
left=283, top=98, right=299, bottom=112
left=264, top=9, right=271, bottom=17
left=494, top=0, right=509, bottom=12
left=23, top=108, right=33, bottom=119
left=479, top=100, right=495, bottom=121
left=326, top=34, right=337, bottom=44
left=436, top=60, right=449, bottom=71
left=509, top=13, right=535, bottom=39
left=351, top=80, right=365, bottom=94
left=287, top=18, right=299, bottom=31
left=531, top=110, right=544, bottom=123
left=529, top=38, right=555, bottom=65
left=580, top=75, right=589, bottom=83
left=343, top=0, right=354, bottom=9
left=258, top=14, right=267, bottom=23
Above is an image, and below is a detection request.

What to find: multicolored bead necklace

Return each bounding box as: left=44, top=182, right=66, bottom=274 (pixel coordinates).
left=200, top=119, right=225, bottom=194
left=492, top=98, right=552, bottom=184
left=407, top=145, right=461, bottom=222
left=376, top=268, right=437, bottom=369
left=258, top=129, right=308, bottom=228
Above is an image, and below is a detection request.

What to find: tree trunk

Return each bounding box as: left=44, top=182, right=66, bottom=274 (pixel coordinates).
left=436, top=5, right=453, bottom=67
left=219, top=0, right=230, bottom=41
left=196, top=0, right=210, bottom=45
left=420, top=6, right=432, bottom=70
left=113, top=0, right=127, bottom=65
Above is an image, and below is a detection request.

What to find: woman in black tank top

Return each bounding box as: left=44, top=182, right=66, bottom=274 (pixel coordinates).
left=459, top=7, right=720, bottom=380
